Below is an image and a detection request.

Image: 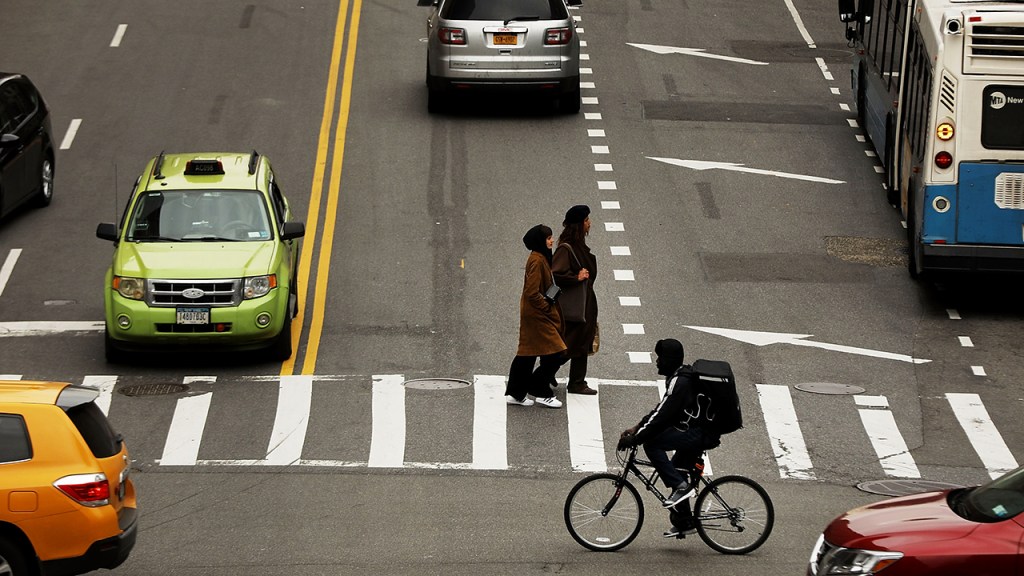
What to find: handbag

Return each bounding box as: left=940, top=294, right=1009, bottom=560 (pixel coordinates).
left=556, top=243, right=587, bottom=323
left=544, top=281, right=561, bottom=304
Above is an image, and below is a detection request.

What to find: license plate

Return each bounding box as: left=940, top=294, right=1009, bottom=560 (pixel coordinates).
left=176, top=307, right=210, bottom=324
left=493, top=33, right=517, bottom=45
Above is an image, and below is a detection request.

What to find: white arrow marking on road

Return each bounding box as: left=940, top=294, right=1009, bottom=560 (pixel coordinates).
left=685, top=326, right=931, bottom=364
left=648, top=157, right=846, bottom=185
left=0, top=321, right=105, bottom=337
left=627, top=43, right=770, bottom=66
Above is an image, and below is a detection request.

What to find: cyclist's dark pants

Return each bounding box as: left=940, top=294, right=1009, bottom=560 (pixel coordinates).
left=643, top=426, right=715, bottom=490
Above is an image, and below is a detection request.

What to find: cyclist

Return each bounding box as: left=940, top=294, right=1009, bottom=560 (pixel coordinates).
left=616, top=338, right=721, bottom=538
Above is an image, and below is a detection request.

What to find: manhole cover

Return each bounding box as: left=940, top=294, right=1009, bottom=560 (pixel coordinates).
left=403, top=378, right=471, bottom=390
left=119, top=383, right=190, bottom=397
left=795, top=382, right=866, bottom=395
left=857, top=479, right=964, bottom=497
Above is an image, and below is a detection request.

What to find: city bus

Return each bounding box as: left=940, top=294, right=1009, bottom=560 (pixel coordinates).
left=839, top=0, right=1024, bottom=276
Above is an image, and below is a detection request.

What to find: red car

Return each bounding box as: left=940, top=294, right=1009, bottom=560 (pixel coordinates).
left=808, top=467, right=1024, bottom=575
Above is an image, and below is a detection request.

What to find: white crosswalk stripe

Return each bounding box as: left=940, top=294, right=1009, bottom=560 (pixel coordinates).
left=756, top=384, right=814, bottom=480
left=66, top=374, right=1020, bottom=483
left=946, top=393, right=1019, bottom=479
left=854, top=395, right=920, bottom=478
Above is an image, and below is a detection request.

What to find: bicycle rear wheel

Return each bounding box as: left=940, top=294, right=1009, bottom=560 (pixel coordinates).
left=694, top=475, right=774, bottom=554
left=564, top=473, right=644, bottom=551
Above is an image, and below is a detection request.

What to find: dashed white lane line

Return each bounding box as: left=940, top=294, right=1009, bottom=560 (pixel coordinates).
left=831, top=87, right=841, bottom=95
left=581, top=81, right=595, bottom=88
left=0, top=249, right=21, bottom=298
left=605, top=222, right=624, bottom=231
left=815, top=57, right=833, bottom=81
left=581, top=68, right=593, bottom=75
left=972, top=366, right=987, bottom=377
left=622, top=324, right=645, bottom=335
left=59, top=119, right=82, bottom=150
left=597, top=180, right=616, bottom=189
left=588, top=129, right=605, bottom=137
left=627, top=351, right=651, bottom=363
left=584, top=112, right=602, bottom=120
left=619, top=296, right=641, bottom=306
left=959, top=336, right=974, bottom=347
left=610, top=246, right=630, bottom=256
left=601, top=201, right=620, bottom=209
left=582, top=96, right=599, bottom=105
left=591, top=145, right=609, bottom=154
left=613, top=270, right=635, bottom=281
left=947, top=309, right=962, bottom=320
left=110, top=24, right=127, bottom=47
left=594, top=163, right=613, bottom=171
left=580, top=53, right=591, bottom=61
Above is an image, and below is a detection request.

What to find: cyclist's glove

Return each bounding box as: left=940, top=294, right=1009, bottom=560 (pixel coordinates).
left=616, top=433, right=636, bottom=451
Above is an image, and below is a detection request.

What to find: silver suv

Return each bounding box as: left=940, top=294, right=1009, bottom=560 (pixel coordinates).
left=418, top=0, right=583, bottom=113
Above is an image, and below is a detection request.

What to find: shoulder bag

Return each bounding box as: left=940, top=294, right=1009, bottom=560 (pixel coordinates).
left=557, top=243, right=587, bottom=322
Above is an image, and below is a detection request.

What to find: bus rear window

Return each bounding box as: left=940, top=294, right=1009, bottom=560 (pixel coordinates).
left=982, top=85, right=1024, bottom=149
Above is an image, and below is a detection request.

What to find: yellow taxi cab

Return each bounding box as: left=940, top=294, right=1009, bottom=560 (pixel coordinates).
left=0, top=381, right=137, bottom=576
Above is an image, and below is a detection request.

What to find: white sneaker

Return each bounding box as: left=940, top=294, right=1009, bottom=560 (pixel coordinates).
left=506, top=396, right=534, bottom=407
left=534, top=396, right=563, bottom=409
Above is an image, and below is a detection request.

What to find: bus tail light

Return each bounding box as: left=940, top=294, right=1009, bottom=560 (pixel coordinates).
left=935, top=151, right=953, bottom=170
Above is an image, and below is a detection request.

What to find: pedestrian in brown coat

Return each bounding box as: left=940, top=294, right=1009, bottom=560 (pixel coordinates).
left=552, top=205, right=599, bottom=395
left=505, top=224, right=567, bottom=409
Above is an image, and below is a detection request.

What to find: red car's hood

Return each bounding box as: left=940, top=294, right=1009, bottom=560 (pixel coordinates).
left=824, top=490, right=973, bottom=551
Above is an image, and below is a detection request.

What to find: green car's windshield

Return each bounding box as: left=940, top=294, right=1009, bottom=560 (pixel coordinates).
left=951, top=466, right=1024, bottom=522
left=125, top=190, right=273, bottom=242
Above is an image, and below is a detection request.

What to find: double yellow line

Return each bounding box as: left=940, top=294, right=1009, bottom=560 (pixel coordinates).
left=281, top=0, right=363, bottom=376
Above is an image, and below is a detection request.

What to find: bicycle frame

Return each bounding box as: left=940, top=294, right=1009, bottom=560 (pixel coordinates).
left=608, top=446, right=710, bottom=507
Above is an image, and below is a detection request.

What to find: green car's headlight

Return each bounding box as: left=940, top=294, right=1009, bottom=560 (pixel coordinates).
left=113, top=276, right=145, bottom=300
left=243, top=275, right=277, bottom=299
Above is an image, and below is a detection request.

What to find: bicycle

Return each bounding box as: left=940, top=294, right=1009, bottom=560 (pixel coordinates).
left=564, top=445, right=774, bottom=553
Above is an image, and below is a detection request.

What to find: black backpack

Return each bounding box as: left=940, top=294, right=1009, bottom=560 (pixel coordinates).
left=692, top=359, right=743, bottom=435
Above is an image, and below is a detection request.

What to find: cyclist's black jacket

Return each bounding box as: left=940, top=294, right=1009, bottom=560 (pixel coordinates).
left=633, top=365, right=707, bottom=445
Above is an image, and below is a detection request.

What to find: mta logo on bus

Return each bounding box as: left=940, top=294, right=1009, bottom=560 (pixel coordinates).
left=990, top=92, right=1006, bottom=110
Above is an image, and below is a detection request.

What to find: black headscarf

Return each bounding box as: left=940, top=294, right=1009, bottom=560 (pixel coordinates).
left=522, top=224, right=553, bottom=263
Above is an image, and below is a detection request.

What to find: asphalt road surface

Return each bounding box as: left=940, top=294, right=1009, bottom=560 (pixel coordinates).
left=2, top=0, right=1023, bottom=574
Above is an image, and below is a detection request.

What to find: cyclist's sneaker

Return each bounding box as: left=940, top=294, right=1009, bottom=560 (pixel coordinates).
left=663, top=520, right=697, bottom=539
left=505, top=395, right=534, bottom=407
left=534, top=396, right=563, bottom=409
left=663, top=484, right=696, bottom=508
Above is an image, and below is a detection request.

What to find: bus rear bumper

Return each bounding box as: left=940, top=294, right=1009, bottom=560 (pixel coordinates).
left=922, top=243, right=1024, bottom=273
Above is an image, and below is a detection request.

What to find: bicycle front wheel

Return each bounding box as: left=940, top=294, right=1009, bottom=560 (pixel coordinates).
left=564, top=473, right=644, bottom=552
left=694, top=475, right=774, bottom=554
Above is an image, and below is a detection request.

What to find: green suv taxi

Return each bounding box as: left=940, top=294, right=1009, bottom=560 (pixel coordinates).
left=96, top=151, right=304, bottom=362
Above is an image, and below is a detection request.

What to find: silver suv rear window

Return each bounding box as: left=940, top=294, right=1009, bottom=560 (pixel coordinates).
left=441, top=0, right=568, bottom=21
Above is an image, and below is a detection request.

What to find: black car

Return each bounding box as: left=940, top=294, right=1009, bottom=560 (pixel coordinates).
left=0, top=72, right=54, bottom=219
